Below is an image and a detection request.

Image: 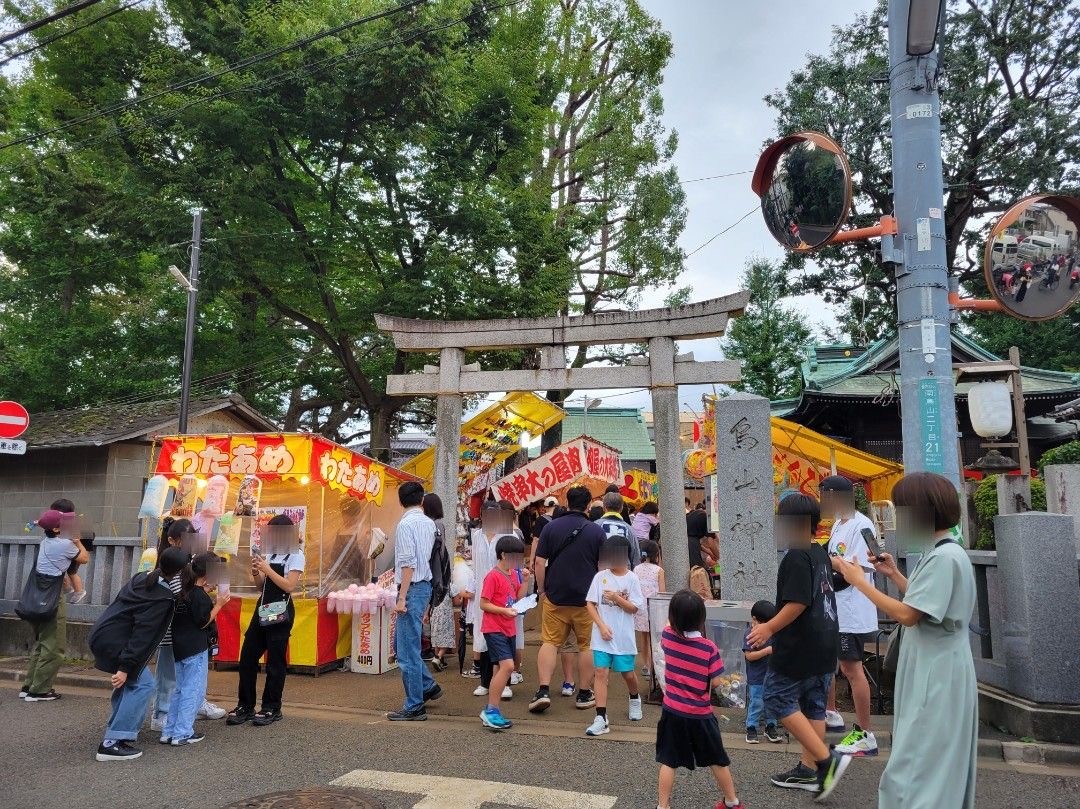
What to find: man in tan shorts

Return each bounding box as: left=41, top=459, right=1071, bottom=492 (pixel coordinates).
left=529, top=486, right=606, bottom=713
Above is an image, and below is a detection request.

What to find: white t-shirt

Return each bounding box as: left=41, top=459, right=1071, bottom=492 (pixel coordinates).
left=268, top=551, right=305, bottom=574
left=828, top=512, right=879, bottom=634
left=586, top=569, right=645, bottom=656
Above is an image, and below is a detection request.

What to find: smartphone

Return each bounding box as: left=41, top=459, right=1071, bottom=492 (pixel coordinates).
left=861, top=526, right=885, bottom=557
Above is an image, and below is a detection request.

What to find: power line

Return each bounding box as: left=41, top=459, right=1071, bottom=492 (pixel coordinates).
left=0, top=0, right=428, bottom=151
left=0, top=0, right=105, bottom=46
left=0, top=0, right=146, bottom=67
left=684, top=205, right=758, bottom=259
left=679, top=169, right=753, bottom=184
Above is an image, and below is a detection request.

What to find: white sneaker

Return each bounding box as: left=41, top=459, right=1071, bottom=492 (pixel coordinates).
left=628, top=696, right=643, bottom=721
left=585, top=715, right=610, bottom=736
left=824, top=710, right=846, bottom=732
left=501, top=686, right=513, bottom=700
left=560, top=682, right=576, bottom=697
left=473, top=685, right=489, bottom=696
left=197, top=700, right=227, bottom=720
left=149, top=716, right=165, bottom=732
left=68, top=590, right=89, bottom=605
left=510, top=671, right=524, bottom=685
left=834, top=725, right=879, bottom=757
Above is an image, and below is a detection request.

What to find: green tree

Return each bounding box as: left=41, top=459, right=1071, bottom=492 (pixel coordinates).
left=0, top=0, right=685, bottom=456
left=765, top=0, right=1080, bottom=351
left=722, top=258, right=812, bottom=401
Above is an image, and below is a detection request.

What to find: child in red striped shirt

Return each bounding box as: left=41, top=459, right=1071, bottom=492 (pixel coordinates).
left=656, top=589, right=744, bottom=809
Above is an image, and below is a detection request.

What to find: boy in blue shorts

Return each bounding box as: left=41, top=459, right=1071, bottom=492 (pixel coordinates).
left=584, top=534, right=646, bottom=736
left=479, top=534, right=531, bottom=731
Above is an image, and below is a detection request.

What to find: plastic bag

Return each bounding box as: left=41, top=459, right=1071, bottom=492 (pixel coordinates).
left=200, top=474, right=229, bottom=518
left=171, top=475, right=199, bottom=518
left=138, top=475, right=171, bottom=519
left=234, top=475, right=262, bottom=517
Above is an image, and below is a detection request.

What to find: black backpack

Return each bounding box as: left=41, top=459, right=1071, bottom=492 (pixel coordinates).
left=429, top=525, right=452, bottom=609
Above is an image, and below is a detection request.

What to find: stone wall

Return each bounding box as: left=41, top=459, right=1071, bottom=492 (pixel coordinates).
left=0, top=446, right=112, bottom=536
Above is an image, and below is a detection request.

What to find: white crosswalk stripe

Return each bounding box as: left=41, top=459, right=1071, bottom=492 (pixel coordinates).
left=332, top=769, right=618, bottom=809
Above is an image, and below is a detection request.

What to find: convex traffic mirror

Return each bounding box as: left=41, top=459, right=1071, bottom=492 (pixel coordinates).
left=983, top=194, right=1080, bottom=322
left=751, top=131, right=853, bottom=252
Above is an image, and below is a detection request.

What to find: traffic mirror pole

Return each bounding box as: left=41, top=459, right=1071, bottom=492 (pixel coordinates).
left=886, top=0, right=961, bottom=488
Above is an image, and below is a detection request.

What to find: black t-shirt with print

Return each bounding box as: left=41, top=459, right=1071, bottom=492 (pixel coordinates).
left=769, top=543, right=839, bottom=679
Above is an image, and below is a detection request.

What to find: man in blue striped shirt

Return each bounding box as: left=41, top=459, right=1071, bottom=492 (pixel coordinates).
left=386, top=481, right=441, bottom=721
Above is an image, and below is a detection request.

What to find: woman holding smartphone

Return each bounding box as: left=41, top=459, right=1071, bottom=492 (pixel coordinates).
left=226, top=515, right=304, bottom=727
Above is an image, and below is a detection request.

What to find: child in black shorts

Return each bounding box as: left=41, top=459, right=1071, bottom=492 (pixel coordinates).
left=66, top=530, right=95, bottom=604
left=655, top=589, right=744, bottom=809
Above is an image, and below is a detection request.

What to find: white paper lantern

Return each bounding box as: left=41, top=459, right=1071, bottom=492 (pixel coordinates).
left=968, top=381, right=1013, bottom=438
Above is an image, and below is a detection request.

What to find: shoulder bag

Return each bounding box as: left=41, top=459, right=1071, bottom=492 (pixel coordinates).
left=257, top=555, right=292, bottom=628
left=15, top=570, right=65, bottom=623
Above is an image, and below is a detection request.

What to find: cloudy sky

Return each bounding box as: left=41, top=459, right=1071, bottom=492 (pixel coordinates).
left=479, top=0, right=882, bottom=421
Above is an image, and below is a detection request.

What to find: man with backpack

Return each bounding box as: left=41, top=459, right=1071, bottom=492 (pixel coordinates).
left=529, top=486, right=606, bottom=714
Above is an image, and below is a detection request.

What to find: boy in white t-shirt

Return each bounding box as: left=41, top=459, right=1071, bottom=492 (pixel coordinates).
left=820, top=475, right=879, bottom=756
left=584, top=534, right=646, bottom=737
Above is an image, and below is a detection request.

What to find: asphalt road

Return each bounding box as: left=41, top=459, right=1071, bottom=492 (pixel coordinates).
left=2, top=682, right=1077, bottom=809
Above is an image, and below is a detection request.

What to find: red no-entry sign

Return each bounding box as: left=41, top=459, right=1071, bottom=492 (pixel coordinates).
left=0, top=401, right=30, bottom=439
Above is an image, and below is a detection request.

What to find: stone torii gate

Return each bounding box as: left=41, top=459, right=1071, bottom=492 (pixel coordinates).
left=376, top=291, right=774, bottom=596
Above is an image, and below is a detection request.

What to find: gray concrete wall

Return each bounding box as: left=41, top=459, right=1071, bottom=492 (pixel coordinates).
left=0, top=446, right=111, bottom=536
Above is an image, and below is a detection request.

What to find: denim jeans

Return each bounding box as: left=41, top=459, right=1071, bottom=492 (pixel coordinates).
left=164, top=652, right=208, bottom=741
left=746, top=683, right=777, bottom=729
left=395, top=580, right=436, bottom=712
left=104, top=666, right=156, bottom=742
left=153, top=644, right=176, bottom=721
left=764, top=668, right=834, bottom=722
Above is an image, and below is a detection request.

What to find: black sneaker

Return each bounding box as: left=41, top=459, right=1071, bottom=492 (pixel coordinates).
left=764, top=724, right=784, bottom=743
left=528, top=688, right=552, bottom=713
left=575, top=689, right=596, bottom=710
left=226, top=706, right=255, bottom=726
left=745, top=727, right=759, bottom=744
left=770, top=762, right=820, bottom=792
left=386, top=707, right=427, bottom=721
left=253, top=709, right=282, bottom=726
left=96, top=741, right=143, bottom=762
left=25, top=690, right=61, bottom=702
left=170, top=733, right=205, bottom=746
left=424, top=684, right=444, bottom=703
left=815, top=751, right=852, bottom=802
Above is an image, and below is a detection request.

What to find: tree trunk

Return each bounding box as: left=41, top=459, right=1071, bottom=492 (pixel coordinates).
left=368, top=406, right=394, bottom=463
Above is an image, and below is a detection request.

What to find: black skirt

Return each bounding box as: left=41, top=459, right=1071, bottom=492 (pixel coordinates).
left=655, top=707, right=730, bottom=770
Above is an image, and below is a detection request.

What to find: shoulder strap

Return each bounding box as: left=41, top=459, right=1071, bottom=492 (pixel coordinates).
left=544, top=525, right=584, bottom=570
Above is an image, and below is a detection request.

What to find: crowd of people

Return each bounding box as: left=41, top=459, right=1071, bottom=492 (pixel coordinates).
left=15, top=468, right=978, bottom=808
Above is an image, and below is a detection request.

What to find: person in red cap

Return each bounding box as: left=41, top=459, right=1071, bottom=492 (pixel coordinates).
left=20, top=501, right=87, bottom=701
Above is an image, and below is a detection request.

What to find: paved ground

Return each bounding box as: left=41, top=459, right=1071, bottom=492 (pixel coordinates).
left=3, top=680, right=1078, bottom=809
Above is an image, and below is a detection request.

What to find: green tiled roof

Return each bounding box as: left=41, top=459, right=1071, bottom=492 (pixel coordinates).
left=799, top=333, right=1080, bottom=399
left=531, top=407, right=655, bottom=461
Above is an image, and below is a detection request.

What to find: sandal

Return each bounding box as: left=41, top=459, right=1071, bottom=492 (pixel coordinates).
left=226, top=706, right=254, bottom=726
left=252, top=709, right=282, bottom=726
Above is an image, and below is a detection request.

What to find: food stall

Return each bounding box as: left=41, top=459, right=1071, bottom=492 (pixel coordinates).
left=146, top=433, right=419, bottom=673
left=486, top=436, right=623, bottom=510
left=619, top=468, right=659, bottom=508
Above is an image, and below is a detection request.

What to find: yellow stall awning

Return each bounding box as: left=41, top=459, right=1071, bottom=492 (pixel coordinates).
left=401, top=392, right=566, bottom=493
left=770, top=417, right=904, bottom=502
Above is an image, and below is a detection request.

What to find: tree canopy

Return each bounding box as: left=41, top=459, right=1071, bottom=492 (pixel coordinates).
left=721, top=258, right=812, bottom=401
left=0, top=0, right=685, bottom=454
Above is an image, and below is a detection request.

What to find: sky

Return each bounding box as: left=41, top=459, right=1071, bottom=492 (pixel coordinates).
left=476, top=0, right=882, bottom=422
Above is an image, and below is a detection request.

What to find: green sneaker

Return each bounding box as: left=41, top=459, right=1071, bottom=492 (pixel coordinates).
left=835, top=723, right=878, bottom=756
left=815, top=751, right=852, bottom=802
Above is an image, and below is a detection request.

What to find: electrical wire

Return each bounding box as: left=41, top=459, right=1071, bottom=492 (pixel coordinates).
left=0, top=0, right=429, bottom=151
left=679, top=169, right=753, bottom=184
left=684, top=205, right=758, bottom=259
left=0, top=0, right=105, bottom=47
left=0, top=0, right=147, bottom=67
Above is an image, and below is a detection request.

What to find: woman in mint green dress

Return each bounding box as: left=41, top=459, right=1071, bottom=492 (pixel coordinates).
left=834, top=472, right=977, bottom=809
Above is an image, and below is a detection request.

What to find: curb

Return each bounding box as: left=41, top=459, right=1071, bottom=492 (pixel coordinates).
left=4, top=665, right=1079, bottom=766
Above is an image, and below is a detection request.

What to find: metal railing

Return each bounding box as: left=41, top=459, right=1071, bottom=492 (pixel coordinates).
left=0, top=535, right=142, bottom=622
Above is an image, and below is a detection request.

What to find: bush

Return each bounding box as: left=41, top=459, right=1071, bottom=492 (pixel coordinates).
left=1039, top=440, right=1080, bottom=473
left=973, top=474, right=1047, bottom=549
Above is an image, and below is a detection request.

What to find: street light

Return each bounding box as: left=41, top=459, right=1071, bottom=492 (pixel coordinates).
left=578, top=397, right=603, bottom=438
left=906, top=0, right=945, bottom=55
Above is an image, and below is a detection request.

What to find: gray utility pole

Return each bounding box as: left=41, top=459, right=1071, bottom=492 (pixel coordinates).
left=178, top=209, right=202, bottom=434
left=886, top=0, right=961, bottom=487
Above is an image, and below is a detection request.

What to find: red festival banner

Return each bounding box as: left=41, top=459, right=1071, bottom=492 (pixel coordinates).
left=490, top=437, right=622, bottom=510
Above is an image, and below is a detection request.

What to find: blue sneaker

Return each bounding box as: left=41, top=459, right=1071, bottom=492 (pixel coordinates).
left=560, top=681, right=576, bottom=696
left=480, top=707, right=512, bottom=731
